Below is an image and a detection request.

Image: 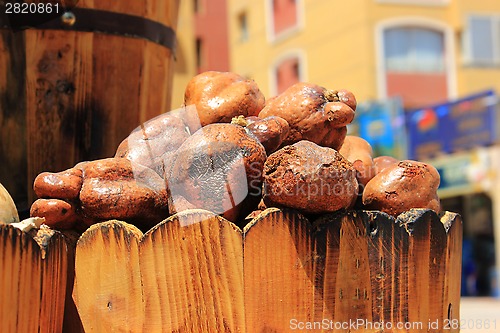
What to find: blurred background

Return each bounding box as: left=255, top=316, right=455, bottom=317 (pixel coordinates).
left=171, top=0, right=500, bottom=298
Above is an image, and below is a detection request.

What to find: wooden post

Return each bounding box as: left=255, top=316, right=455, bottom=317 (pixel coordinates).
left=0, top=225, right=68, bottom=333
left=71, top=208, right=462, bottom=332
left=73, top=210, right=245, bottom=332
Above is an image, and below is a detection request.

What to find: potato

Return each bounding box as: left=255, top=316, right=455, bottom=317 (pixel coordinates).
left=184, top=71, right=265, bottom=126
left=34, top=167, right=83, bottom=200
left=259, top=83, right=356, bottom=150
left=79, top=158, right=169, bottom=229
left=262, top=140, right=358, bottom=213
left=30, top=199, right=79, bottom=230
left=166, top=123, right=266, bottom=223
left=339, top=136, right=376, bottom=187
left=362, top=160, right=441, bottom=217
left=232, top=115, right=290, bottom=154
left=373, top=155, right=399, bottom=174
left=115, top=106, right=201, bottom=176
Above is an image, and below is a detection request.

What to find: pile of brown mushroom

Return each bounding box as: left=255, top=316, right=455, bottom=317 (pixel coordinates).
left=30, top=71, right=441, bottom=231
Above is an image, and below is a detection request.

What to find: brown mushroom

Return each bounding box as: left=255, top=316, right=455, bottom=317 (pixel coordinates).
left=184, top=71, right=266, bottom=126
left=259, top=83, right=356, bottom=150
left=262, top=140, right=358, bottom=213
left=362, top=160, right=441, bottom=217
left=30, top=158, right=169, bottom=231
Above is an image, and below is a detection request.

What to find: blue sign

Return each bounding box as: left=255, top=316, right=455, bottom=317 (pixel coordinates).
left=351, top=97, right=407, bottom=159
left=407, top=90, right=498, bottom=160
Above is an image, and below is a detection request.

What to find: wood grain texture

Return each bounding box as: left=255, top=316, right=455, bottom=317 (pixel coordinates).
left=71, top=208, right=462, bottom=333
left=1, top=0, right=179, bottom=205
left=73, top=210, right=245, bottom=333
left=243, top=208, right=317, bottom=332
left=73, top=220, right=144, bottom=333
left=61, top=230, right=86, bottom=333
left=0, top=225, right=68, bottom=333
left=0, top=31, right=28, bottom=210
left=140, top=210, right=244, bottom=332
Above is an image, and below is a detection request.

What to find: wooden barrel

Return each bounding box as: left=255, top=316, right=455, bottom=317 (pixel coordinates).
left=0, top=0, right=180, bottom=213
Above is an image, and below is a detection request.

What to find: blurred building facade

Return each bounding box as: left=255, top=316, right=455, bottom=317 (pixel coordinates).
left=172, top=0, right=500, bottom=296
left=225, top=0, right=500, bottom=107
left=171, top=0, right=230, bottom=109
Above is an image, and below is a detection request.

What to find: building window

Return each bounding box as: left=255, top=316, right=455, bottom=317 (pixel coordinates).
left=382, top=26, right=448, bottom=108
left=193, top=0, right=203, bottom=13
left=465, top=15, right=500, bottom=66
left=238, top=12, right=249, bottom=42
left=384, top=27, right=445, bottom=73
left=196, top=38, right=204, bottom=72
left=270, top=0, right=298, bottom=37
left=274, top=56, right=301, bottom=95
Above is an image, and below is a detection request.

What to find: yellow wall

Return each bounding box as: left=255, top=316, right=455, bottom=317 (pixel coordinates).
left=454, top=0, right=500, bottom=95
left=170, top=0, right=197, bottom=110
left=224, top=0, right=500, bottom=104
left=227, top=0, right=270, bottom=92
left=174, top=0, right=500, bottom=105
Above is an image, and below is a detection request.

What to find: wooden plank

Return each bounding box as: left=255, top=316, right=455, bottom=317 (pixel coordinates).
left=61, top=230, right=85, bottom=333
left=146, top=0, right=180, bottom=27
left=73, top=221, right=144, bottom=333
left=244, top=209, right=462, bottom=333
left=0, top=31, right=28, bottom=210
left=140, top=41, right=176, bottom=122
left=38, top=227, right=69, bottom=333
left=313, top=213, right=342, bottom=331
left=3, top=0, right=179, bottom=206
left=0, top=226, right=41, bottom=333
left=363, top=211, right=402, bottom=326
left=442, top=211, right=463, bottom=333
left=70, top=208, right=462, bottom=332
left=140, top=210, right=245, bottom=332
left=314, top=211, right=403, bottom=332
left=0, top=225, right=67, bottom=333
left=243, top=208, right=317, bottom=332
left=24, top=29, right=88, bottom=204
left=401, top=210, right=446, bottom=333
left=333, top=212, right=374, bottom=326
left=73, top=210, right=245, bottom=333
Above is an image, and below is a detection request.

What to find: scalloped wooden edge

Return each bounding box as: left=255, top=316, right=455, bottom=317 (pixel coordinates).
left=71, top=208, right=462, bottom=333
left=1, top=208, right=461, bottom=332
left=0, top=224, right=69, bottom=333
left=78, top=207, right=461, bottom=240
